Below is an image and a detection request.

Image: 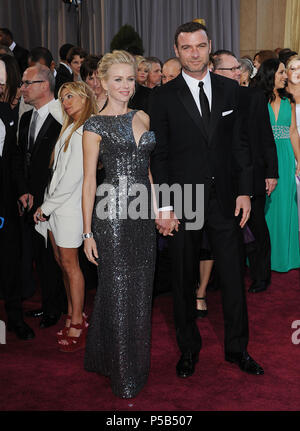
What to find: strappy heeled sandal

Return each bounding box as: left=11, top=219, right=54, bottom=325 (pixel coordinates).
left=57, top=312, right=88, bottom=341
left=56, top=314, right=72, bottom=341
left=196, top=297, right=208, bottom=318
left=59, top=320, right=89, bottom=353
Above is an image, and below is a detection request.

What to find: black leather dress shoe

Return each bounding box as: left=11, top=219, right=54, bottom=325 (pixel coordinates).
left=39, top=314, right=61, bottom=329
left=25, top=308, right=44, bottom=318
left=7, top=321, right=35, bottom=340
left=225, top=351, right=264, bottom=375
left=248, top=280, right=269, bottom=293
left=176, top=351, right=199, bottom=378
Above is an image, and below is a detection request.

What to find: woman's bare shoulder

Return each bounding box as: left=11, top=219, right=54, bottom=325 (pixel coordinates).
left=135, top=110, right=150, bottom=128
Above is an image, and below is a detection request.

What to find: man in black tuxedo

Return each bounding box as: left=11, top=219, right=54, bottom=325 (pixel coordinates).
left=54, top=43, right=74, bottom=98
left=0, top=98, right=35, bottom=340
left=150, top=21, right=264, bottom=378
left=213, top=50, right=278, bottom=293
left=14, top=63, right=66, bottom=328
left=0, top=28, right=29, bottom=74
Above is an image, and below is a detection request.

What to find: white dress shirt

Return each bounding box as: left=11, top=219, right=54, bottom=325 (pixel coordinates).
left=158, top=68, right=212, bottom=212
left=28, top=99, right=56, bottom=145
left=9, top=41, right=16, bottom=51
left=182, top=68, right=212, bottom=114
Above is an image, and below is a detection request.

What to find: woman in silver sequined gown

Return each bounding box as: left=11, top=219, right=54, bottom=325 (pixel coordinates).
left=82, top=51, right=156, bottom=398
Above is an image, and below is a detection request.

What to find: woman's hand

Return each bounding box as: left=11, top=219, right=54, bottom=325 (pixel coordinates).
left=33, top=207, right=47, bottom=224
left=84, top=237, right=99, bottom=266
left=155, top=210, right=180, bottom=236
left=296, top=161, right=300, bottom=177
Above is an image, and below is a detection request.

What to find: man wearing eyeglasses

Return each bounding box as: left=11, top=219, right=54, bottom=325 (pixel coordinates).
left=213, top=50, right=278, bottom=294
left=213, top=50, right=242, bottom=83
left=13, top=63, right=66, bottom=329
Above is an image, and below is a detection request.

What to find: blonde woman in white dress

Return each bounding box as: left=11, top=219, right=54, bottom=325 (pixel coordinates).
left=34, top=81, right=97, bottom=352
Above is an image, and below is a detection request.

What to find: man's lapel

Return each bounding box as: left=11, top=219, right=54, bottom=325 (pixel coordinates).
left=31, top=114, right=53, bottom=158
left=176, top=74, right=208, bottom=142
left=20, top=110, right=32, bottom=152
left=209, top=72, right=224, bottom=142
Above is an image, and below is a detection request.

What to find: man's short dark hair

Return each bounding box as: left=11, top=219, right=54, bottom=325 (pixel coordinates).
left=278, top=49, right=298, bottom=66
left=59, top=43, right=74, bottom=61
left=212, top=50, right=237, bottom=70
left=213, top=49, right=236, bottom=58
left=146, top=56, right=163, bottom=68
left=29, top=46, right=53, bottom=68
left=0, top=28, right=13, bottom=41
left=80, top=55, right=102, bottom=82
left=34, top=63, right=56, bottom=94
left=66, top=47, right=87, bottom=64
left=174, top=21, right=209, bottom=48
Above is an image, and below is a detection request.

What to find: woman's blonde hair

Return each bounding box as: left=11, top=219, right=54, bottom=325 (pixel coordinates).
left=97, top=50, right=137, bottom=81
left=135, top=55, right=151, bottom=72
left=58, top=81, right=98, bottom=153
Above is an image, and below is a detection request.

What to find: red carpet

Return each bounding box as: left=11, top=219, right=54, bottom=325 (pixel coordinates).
left=0, top=270, right=300, bottom=411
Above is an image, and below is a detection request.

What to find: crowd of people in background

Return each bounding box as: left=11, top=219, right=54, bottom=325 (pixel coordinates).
left=0, top=21, right=300, bottom=399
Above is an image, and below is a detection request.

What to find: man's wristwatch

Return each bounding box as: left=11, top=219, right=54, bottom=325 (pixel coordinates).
left=82, top=232, right=93, bottom=240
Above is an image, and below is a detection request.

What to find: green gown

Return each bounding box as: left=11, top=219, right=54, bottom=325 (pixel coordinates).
left=265, top=97, right=300, bottom=272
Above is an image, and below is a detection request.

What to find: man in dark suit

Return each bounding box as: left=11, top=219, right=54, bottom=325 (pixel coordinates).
left=14, top=63, right=66, bottom=328
left=0, top=99, right=35, bottom=340
left=0, top=28, right=29, bottom=74
left=162, top=57, right=182, bottom=84
left=150, top=21, right=264, bottom=378
left=146, top=57, right=162, bottom=88
left=213, top=50, right=278, bottom=293
left=28, top=46, right=56, bottom=74
left=54, top=43, right=74, bottom=98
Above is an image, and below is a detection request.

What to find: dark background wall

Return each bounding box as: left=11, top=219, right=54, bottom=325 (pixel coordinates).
left=0, top=0, right=240, bottom=63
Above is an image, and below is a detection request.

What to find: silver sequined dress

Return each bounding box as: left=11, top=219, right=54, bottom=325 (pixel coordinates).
left=83, top=111, right=156, bottom=398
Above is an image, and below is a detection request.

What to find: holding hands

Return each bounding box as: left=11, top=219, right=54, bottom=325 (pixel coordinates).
left=155, top=210, right=180, bottom=236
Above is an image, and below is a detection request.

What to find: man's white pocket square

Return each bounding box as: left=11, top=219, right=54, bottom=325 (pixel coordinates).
left=9, top=121, right=14, bottom=126
left=222, top=110, right=233, bottom=116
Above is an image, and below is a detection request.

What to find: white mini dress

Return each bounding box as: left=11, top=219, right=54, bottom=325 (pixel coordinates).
left=35, top=124, right=83, bottom=248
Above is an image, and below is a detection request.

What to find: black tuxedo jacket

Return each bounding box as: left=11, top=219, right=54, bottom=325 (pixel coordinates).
left=150, top=72, right=253, bottom=218
left=129, top=84, right=152, bottom=114
left=14, top=109, right=61, bottom=215
left=238, top=86, right=278, bottom=196
left=12, top=43, right=29, bottom=74
left=55, top=63, right=73, bottom=98
left=0, top=102, right=19, bottom=220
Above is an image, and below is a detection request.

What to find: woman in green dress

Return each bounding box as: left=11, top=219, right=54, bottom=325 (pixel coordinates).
left=255, top=58, right=300, bottom=272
